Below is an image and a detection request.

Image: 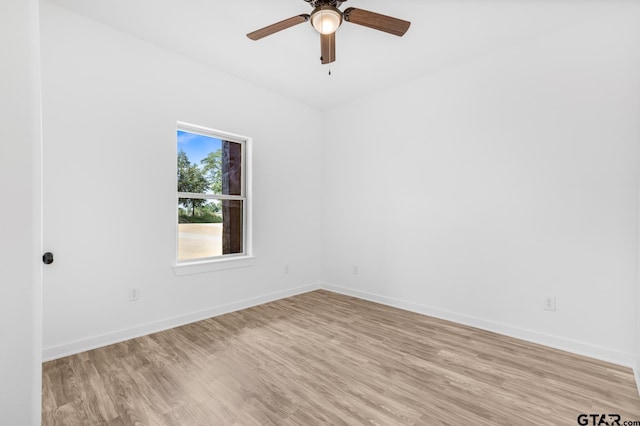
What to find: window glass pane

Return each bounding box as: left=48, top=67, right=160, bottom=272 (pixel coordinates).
left=178, top=199, right=222, bottom=261
left=177, top=199, right=244, bottom=260
left=177, top=130, right=242, bottom=196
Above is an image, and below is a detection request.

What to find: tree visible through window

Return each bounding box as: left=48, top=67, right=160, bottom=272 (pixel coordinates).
left=177, top=124, right=246, bottom=262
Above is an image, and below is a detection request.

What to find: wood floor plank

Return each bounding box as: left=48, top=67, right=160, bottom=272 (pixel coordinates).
left=42, top=290, right=640, bottom=425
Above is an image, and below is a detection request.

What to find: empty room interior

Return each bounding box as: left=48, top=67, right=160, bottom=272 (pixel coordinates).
left=3, top=0, right=640, bottom=424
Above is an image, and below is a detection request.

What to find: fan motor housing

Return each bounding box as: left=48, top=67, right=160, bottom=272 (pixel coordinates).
left=304, top=0, right=347, bottom=9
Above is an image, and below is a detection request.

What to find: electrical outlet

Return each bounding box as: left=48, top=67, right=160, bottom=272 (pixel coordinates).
left=129, top=287, right=140, bottom=302
left=284, top=264, right=290, bottom=274
left=544, top=296, right=556, bottom=311
left=353, top=265, right=358, bottom=275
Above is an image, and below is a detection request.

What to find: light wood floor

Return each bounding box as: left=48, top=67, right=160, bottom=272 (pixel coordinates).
left=42, top=290, right=640, bottom=425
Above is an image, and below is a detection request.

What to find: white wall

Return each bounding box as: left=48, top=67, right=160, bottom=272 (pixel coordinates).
left=0, top=0, right=42, bottom=423
left=323, top=4, right=640, bottom=366
left=40, top=2, right=323, bottom=358
left=39, top=0, right=640, bottom=372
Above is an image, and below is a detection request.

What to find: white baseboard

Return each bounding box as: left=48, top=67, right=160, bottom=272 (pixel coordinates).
left=321, top=282, right=634, bottom=368
left=44, top=280, right=635, bottom=371
left=635, top=357, right=640, bottom=397
left=43, top=282, right=321, bottom=361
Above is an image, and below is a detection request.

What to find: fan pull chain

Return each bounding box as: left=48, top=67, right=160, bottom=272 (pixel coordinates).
left=328, top=66, right=332, bottom=76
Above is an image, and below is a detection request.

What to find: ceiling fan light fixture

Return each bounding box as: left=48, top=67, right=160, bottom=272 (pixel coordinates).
left=310, top=6, right=342, bottom=35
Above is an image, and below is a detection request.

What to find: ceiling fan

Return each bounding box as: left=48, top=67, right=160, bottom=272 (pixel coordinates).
left=247, top=0, right=411, bottom=64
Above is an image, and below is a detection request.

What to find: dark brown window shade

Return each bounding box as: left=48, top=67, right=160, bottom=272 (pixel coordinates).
left=221, top=140, right=242, bottom=195
left=222, top=141, right=243, bottom=254
left=222, top=200, right=243, bottom=254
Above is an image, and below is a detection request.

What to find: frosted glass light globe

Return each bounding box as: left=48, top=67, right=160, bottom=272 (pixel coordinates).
left=311, top=7, right=342, bottom=35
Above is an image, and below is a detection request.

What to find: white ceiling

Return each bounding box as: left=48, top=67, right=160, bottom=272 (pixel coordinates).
left=44, top=0, right=613, bottom=110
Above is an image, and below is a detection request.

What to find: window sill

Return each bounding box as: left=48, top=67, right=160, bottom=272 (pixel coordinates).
left=173, top=256, right=256, bottom=276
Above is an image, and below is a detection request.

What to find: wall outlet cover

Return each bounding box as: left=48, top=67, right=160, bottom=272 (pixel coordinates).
left=544, top=296, right=556, bottom=311
left=129, top=288, right=140, bottom=302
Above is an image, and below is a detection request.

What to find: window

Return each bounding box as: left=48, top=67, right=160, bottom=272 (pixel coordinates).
left=176, top=122, right=250, bottom=264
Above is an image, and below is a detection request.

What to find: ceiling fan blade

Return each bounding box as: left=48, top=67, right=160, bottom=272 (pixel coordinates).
left=321, top=32, right=336, bottom=64
left=247, top=14, right=310, bottom=41
left=343, top=8, right=410, bottom=37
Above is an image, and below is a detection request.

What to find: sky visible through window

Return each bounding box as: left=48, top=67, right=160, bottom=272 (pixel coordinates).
left=177, top=130, right=222, bottom=165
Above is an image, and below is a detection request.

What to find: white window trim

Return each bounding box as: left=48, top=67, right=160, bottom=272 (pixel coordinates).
left=173, top=121, right=253, bottom=275
left=173, top=255, right=256, bottom=276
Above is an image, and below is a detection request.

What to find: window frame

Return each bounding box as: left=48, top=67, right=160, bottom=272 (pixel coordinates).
left=173, top=121, right=253, bottom=275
